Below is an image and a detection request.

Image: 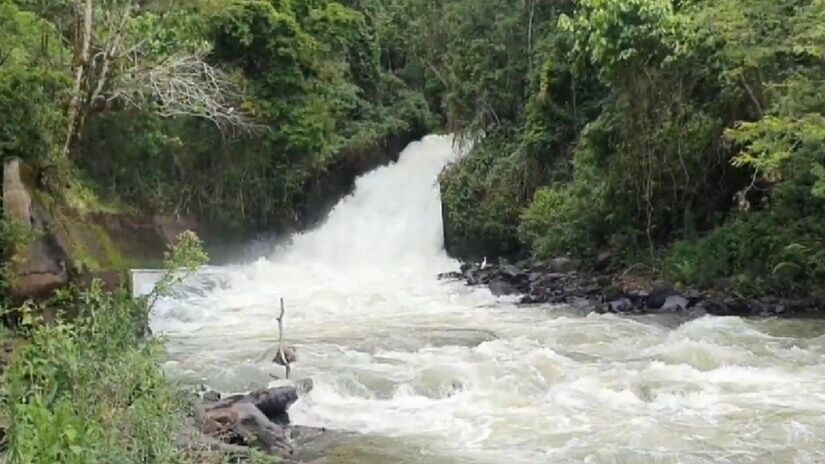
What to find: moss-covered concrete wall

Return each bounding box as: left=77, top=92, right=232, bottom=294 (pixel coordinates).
left=3, top=158, right=201, bottom=300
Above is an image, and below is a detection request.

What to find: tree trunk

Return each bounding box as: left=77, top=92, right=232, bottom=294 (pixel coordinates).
left=61, top=0, right=94, bottom=161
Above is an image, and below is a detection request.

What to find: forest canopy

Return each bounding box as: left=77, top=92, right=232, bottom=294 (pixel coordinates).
left=1, top=0, right=823, bottom=294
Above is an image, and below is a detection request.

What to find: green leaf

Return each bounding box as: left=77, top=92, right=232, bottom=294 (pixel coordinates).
left=64, top=426, right=77, bottom=442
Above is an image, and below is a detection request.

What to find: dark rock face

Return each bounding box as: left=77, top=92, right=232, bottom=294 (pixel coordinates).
left=293, top=130, right=425, bottom=233
left=595, top=251, right=614, bottom=270
left=3, top=157, right=209, bottom=302
left=602, top=286, right=624, bottom=302
left=3, top=158, right=69, bottom=300
left=696, top=299, right=728, bottom=315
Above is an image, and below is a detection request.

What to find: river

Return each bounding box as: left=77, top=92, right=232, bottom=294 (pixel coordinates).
left=140, top=135, right=825, bottom=463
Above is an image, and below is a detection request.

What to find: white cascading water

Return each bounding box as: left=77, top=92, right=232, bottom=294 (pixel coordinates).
left=145, top=135, right=825, bottom=463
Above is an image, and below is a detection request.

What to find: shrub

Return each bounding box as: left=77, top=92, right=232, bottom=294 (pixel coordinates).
left=664, top=213, right=825, bottom=295
left=519, top=184, right=595, bottom=258
left=1, top=232, right=208, bottom=464
left=439, top=133, right=532, bottom=258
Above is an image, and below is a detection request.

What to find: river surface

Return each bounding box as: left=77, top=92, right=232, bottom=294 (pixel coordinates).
left=141, top=135, right=825, bottom=463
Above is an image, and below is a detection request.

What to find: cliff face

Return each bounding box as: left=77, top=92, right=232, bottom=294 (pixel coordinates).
left=2, top=158, right=199, bottom=301
left=3, top=158, right=69, bottom=300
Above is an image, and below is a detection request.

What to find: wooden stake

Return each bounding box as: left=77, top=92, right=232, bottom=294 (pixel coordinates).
left=276, top=297, right=290, bottom=379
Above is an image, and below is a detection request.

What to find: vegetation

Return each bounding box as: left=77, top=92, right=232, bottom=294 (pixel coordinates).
left=0, top=232, right=218, bottom=463
left=0, top=213, right=37, bottom=311
left=429, top=0, right=825, bottom=295
left=1, top=0, right=437, bottom=231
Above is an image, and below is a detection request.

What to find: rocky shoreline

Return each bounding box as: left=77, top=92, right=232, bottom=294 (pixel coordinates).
left=440, top=257, right=823, bottom=317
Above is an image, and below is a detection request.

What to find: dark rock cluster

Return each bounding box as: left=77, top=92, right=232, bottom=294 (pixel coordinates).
left=439, top=259, right=821, bottom=317
left=196, top=379, right=324, bottom=456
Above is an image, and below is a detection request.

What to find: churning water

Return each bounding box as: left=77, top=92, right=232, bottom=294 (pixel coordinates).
left=144, top=135, right=825, bottom=463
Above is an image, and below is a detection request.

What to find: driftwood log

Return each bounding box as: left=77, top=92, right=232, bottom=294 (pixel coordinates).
left=198, top=380, right=313, bottom=455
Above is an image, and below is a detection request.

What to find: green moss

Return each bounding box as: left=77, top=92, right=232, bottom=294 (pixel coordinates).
left=92, top=224, right=133, bottom=270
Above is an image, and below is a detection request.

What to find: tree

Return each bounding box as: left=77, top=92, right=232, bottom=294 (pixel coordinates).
left=56, top=0, right=259, bottom=174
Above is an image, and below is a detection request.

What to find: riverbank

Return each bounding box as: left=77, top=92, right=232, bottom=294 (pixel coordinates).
left=442, top=257, right=824, bottom=317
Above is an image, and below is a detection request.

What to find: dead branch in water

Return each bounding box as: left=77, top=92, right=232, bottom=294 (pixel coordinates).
left=276, top=297, right=290, bottom=379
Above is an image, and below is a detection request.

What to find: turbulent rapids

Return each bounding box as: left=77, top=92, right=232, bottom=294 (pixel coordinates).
left=141, top=135, right=825, bottom=463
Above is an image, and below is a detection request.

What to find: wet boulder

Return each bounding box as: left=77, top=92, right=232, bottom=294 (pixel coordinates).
left=437, top=271, right=463, bottom=280
left=696, top=299, right=729, bottom=315
left=204, top=381, right=312, bottom=425
left=529, top=273, right=565, bottom=291
left=660, top=295, right=689, bottom=312
left=601, top=285, right=624, bottom=302
left=488, top=280, right=521, bottom=296
left=607, top=298, right=633, bottom=313
left=626, top=289, right=650, bottom=305
left=548, top=257, right=579, bottom=273
left=202, top=390, right=221, bottom=403
left=646, top=283, right=677, bottom=309
left=723, top=298, right=753, bottom=316
left=499, top=264, right=528, bottom=284
left=273, top=346, right=298, bottom=366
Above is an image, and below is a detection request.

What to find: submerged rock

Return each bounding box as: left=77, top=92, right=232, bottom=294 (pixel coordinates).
left=202, top=390, right=221, bottom=403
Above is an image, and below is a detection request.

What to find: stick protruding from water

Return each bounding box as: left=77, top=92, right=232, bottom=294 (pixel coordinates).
left=276, top=297, right=291, bottom=379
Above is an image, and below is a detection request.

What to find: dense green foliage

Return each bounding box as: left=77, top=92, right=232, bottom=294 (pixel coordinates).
left=432, top=0, right=825, bottom=294
left=0, top=2, right=69, bottom=168
left=0, top=233, right=211, bottom=464
left=1, top=0, right=824, bottom=297
left=1, top=0, right=437, bottom=230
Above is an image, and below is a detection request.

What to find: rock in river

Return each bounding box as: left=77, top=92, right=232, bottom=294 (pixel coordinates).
left=199, top=379, right=316, bottom=455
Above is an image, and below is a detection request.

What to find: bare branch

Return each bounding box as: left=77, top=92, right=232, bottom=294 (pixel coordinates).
left=89, top=2, right=134, bottom=109
left=276, top=298, right=290, bottom=379
left=113, top=50, right=264, bottom=137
